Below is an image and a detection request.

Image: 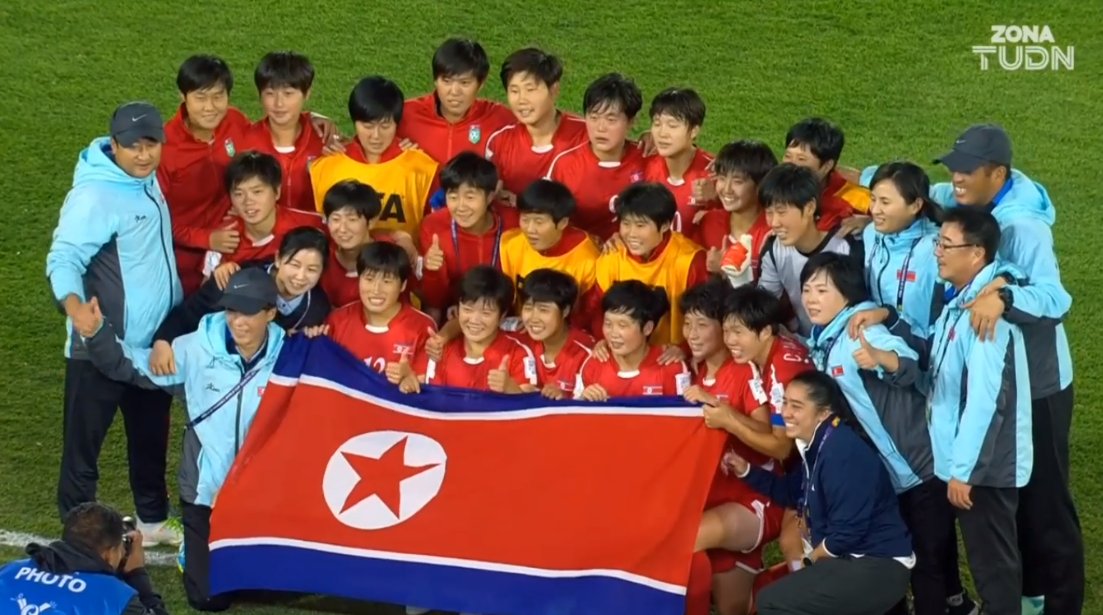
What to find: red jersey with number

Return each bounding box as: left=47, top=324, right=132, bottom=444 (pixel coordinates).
left=574, top=345, right=691, bottom=399
left=417, top=205, right=520, bottom=311
left=546, top=141, right=646, bottom=241
left=239, top=114, right=325, bottom=213
left=484, top=114, right=589, bottom=195
left=642, top=149, right=715, bottom=234
left=426, top=332, right=538, bottom=391
left=693, top=209, right=773, bottom=280
left=748, top=336, right=814, bottom=428
left=158, top=105, right=252, bottom=295
left=398, top=94, right=515, bottom=169
left=325, top=302, right=436, bottom=374
left=200, top=208, right=324, bottom=275
left=512, top=328, right=594, bottom=393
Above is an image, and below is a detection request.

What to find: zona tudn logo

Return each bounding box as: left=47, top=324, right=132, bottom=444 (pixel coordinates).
left=972, top=25, right=1074, bottom=71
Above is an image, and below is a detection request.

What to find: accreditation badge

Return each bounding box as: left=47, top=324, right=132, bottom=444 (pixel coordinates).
left=224, top=138, right=236, bottom=157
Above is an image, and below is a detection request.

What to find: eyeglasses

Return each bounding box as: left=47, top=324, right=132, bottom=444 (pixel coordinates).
left=932, top=237, right=977, bottom=252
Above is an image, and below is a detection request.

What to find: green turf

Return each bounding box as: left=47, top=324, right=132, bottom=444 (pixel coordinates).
left=1, top=1, right=1100, bottom=612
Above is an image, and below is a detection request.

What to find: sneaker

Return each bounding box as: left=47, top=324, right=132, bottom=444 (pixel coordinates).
left=947, top=593, right=979, bottom=615
left=138, top=516, right=184, bottom=547
left=176, top=541, right=185, bottom=574
left=1021, top=596, right=1044, bottom=615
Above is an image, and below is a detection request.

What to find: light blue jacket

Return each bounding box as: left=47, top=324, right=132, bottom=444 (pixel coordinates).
left=46, top=137, right=182, bottom=359
left=924, top=263, right=1033, bottom=487
left=85, top=312, right=285, bottom=507
left=807, top=301, right=930, bottom=493
left=862, top=165, right=1073, bottom=398
left=862, top=218, right=942, bottom=335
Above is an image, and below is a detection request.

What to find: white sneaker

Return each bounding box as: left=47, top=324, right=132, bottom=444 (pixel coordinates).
left=137, top=517, right=184, bottom=547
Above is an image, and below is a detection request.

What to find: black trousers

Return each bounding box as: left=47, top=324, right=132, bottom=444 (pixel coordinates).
left=57, top=358, right=171, bottom=521
left=896, top=478, right=963, bottom=615
left=757, top=557, right=911, bottom=615
left=1018, top=385, right=1084, bottom=613
left=182, top=500, right=232, bottom=612
left=957, top=486, right=1020, bottom=615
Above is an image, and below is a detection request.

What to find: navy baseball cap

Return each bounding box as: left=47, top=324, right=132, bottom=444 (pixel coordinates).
left=109, top=101, right=165, bottom=147
left=934, top=124, right=1012, bottom=174
left=218, top=268, right=277, bottom=315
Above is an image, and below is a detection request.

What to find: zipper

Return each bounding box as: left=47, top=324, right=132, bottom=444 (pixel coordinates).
left=871, top=237, right=891, bottom=306
left=147, top=184, right=176, bottom=308
left=234, top=362, right=245, bottom=454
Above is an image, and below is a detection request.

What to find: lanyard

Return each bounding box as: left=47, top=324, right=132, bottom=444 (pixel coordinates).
left=893, top=238, right=922, bottom=312
left=930, top=302, right=970, bottom=384
left=801, top=421, right=836, bottom=525
left=451, top=215, right=503, bottom=271
left=809, top=327, right=842, bottom=371
left=185, top=365, right=264, bottom=430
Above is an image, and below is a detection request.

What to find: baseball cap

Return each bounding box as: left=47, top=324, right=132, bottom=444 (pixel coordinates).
left=934, top=124, right=1012, bottom=174
left=109, top=101, right=165, bottom=147
left=217, top=268, right=278, bottom=315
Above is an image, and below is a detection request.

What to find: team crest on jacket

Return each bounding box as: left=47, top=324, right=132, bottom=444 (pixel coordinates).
left=322, top=431, right=447, bottom=530
left=468, top=125, right=481, bottom=144
left=630, top=171, right=644, bottom=182
left=224, top=138, right=236, bottom=157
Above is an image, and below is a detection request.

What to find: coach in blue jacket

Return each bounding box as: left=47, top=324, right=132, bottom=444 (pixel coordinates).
left=45, top=102, right=183, bottom=544
left=729, top=371, right=913, bottom=615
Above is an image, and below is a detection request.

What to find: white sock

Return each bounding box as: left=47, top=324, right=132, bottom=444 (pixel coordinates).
left=788, top=560, right=803, bottom=572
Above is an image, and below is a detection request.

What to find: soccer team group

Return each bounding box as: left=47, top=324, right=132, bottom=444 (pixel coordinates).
left=48, top=37, right=1083, bottom=615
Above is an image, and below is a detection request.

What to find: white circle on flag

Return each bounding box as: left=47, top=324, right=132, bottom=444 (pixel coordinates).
left=322, top=431, right=447, bottom=530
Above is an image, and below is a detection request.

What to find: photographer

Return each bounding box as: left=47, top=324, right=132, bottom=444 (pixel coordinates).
left=0, top=502, right=168, bottom=615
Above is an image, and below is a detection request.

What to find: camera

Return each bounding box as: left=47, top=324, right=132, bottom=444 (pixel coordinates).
left=121, top=515, right=137, bottom=556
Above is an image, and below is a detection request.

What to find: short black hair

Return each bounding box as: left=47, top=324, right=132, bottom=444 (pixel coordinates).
left=440, top=152, right=498, bottom=195
left=712, top=140, right=778, bottom=184
left=942, top=207, right=1002, bottom=264
left=679, top=278, right=732, bottom=322
left=432, top=38, right=491, bottom=82
left=225, top=151, right=282, bottom=193
left=615, top=182, right=677, bottom=228
left=602, top=280, right=669, bottom=330
left=868, top=161, right=943, bottom=223
left=800, top=252, right=869, bottom=306
left=348, top=76, right=404, bottom=125
left=500, top=47, right=563, bottom=89
left=785, top=117, right=845, bottom=166
left=790, top=370, right=847, bottom=416
left=177, top=55, right=234, bottom=95
left=254, top=51, right=315, bottom=93
left=648, top=87, right=706, bottom=128
left=61, top=502, right=125, bottom=554
left=278, top=226, right=330, bottom=268
left=723, top=285, right=784, bottom=335
left=519, top=268, right=578, bottom=313
left=582, top=73, right=643, bottom=120
left=758, top=163, right=821, bottom=217
left=517, top=179, right=576, bottom=223
left=357, top=241, right=412, bottom=281
left=322, top=179, right=382, bottom=220
left=457, top=265, right=514, bottom=314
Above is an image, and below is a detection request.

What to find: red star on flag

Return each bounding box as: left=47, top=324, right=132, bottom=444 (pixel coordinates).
left=340, top=437, right=440, bottom=516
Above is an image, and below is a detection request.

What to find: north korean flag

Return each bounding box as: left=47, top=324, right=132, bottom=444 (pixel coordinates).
left=209, top=335, right=725, bottom=615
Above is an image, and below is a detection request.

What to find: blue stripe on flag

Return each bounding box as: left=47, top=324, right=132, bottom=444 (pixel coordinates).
left=210, top=543, right=685, bottom=615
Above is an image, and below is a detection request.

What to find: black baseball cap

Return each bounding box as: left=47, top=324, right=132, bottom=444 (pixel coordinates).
left=217, top=267, right=277, bottom=315
left=109, top=101, right=165, bottom=147
left=934, top=124, right=1012, bottom=174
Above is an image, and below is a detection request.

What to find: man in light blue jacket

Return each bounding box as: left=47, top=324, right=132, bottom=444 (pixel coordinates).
left=931, top=125, right=1082, bottom=614
left=79, top=267, right=285, bottom=612
left=46, top=102, right=183, bottom=545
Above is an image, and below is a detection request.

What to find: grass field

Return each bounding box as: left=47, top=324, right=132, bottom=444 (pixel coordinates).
left=1, top=1, right=1101, bottom=613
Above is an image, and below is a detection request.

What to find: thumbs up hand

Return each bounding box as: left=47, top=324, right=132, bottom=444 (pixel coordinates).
left=706, top=246, right=723, bottom=273
left=851, top=327, right=899, bottom=373
left=692, top=176, right=717, bottom=204
left=424, top=233, right=445, bottom=272
left=385, top=349, right=414, bottom=385
left=487, top=356, right=515, bottom=393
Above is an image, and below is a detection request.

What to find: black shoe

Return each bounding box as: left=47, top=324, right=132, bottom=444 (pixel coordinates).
left=947, top=594, right=978, bottom=615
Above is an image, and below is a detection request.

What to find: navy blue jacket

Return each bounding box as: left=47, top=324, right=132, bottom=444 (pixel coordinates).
left=743, top=416, right=914, bottom=560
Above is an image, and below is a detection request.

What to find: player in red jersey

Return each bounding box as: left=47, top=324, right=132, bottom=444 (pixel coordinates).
left=513, top=269, right=594, bottom=400
left=238, top=51, right=325, bottom=213
left=642, top=88, right=716, bottom=235
left=421, top=266, right=537, bottom=393
left=485, top=48, right=588, bottom=199
left=418, top=153, right=519, bottom=320
left=693, top=140, right=778, bottom=286
left=399, top=39, right=515, bottom=172
left=675, top=281, right=783, bottom=615
left=782, top=117, right=871, bottom=234
left=317, top=242, right=435, bottom=390
left=574, top=280, right=690, bottom=400
left=203, top=153, right=324, bottom=285
left=546, top=73, right=646, bottom=240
